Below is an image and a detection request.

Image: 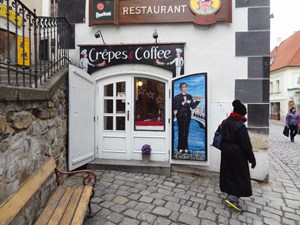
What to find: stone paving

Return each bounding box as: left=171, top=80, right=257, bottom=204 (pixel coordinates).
left=68, top=120, right=300, bottom=225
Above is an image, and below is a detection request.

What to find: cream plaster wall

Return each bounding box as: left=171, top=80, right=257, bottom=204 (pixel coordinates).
left=68, top=1, right=269, bottom=181
left=270, top=67, right=300, bottom=120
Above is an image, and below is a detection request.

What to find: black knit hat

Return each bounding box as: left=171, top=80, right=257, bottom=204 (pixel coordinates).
left=232, top=99, right=247, bottom=116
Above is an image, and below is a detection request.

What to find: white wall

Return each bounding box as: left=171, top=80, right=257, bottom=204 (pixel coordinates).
left=70, top=0, right=248, bottom=103
left=270, top=67, right=300, bottom=119
left=68, top=1, right=269, bottom=180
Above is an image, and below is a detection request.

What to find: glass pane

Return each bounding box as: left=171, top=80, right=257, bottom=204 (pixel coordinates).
left=116, top=82, right=126, bottom=97
left=116, top=117, right=125, bottom=130
left=116, top=100, right=125, bottom=113
left=104, top=116, right=113, bottom=130
left=104, top=100, right=113, bottom=113
left=135, top=78, right=165, bottom=131
left=104, top=83, right=113, bottom=96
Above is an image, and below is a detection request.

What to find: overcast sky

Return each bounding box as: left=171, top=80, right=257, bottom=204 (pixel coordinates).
left=270, top=0, right=300, bottom=50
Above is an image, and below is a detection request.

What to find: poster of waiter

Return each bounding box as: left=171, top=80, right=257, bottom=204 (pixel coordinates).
left=172, top=73, right=207, bottom=161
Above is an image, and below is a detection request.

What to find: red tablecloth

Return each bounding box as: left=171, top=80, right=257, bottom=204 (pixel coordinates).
left=135, top=121, right=164, bottom=126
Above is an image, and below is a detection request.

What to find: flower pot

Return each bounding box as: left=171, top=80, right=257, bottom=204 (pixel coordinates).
left=142, top=154, right=150, bottom=163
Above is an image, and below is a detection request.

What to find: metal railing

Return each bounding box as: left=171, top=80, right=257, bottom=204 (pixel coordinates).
left=0, top=0, right=72, bottom=88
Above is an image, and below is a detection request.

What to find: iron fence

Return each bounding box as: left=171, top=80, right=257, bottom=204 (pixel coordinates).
left=0, top=0, right=72, bottom=88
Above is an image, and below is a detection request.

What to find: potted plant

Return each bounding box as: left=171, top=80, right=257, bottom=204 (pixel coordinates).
left=141, top=144, right=151, bottom=162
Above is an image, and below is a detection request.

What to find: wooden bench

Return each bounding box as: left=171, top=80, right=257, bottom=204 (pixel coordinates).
left=0, top=155, right=96, bottom=225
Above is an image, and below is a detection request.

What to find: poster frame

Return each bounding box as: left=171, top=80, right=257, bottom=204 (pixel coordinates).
left=170, top=73, right=208, bottom=165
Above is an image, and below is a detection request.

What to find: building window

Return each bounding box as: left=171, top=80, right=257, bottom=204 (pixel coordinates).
left=0, top=29, right=17, bottom=63
left=276, top=80, right=280, bottom=93
left=271, top=102, right=280, bottom=120
left=51, top=0, right=58, bottom=17
left=270, top=82, right=273, bottom=93
left=134, top=78, right=165, bottom=131
left=39, top=39, right=49, bottom=60
left=270, top=56, right=276, bottom=65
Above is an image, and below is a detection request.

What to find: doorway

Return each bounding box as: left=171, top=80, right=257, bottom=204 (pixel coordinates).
left=96, top=74, right=170, bottom=161
left=98, top=75, right=132, bottom=160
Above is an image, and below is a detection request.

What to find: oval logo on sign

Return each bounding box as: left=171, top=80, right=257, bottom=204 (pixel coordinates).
left=189, top=0, right=221, bottom=15
left=97, top=3, right=104, bottom=11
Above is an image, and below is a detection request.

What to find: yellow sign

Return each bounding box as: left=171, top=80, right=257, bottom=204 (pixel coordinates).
left=190, top=0, right=221, bottom=15
left=17, top=36, right=30, bottom=66
left=0, top=4, right=23, bottom=27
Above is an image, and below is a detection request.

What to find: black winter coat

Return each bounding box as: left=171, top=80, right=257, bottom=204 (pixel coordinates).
left=219, top=116, right=256, bottom=197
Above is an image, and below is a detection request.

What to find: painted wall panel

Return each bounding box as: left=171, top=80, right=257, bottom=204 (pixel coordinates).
left=248, top=7, right=270, bottom=31
left=236, top=31, right=270, bottom=56
left=235, top=0, right=270, bottom=8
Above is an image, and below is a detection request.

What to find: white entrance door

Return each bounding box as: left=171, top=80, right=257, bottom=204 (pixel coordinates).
left=97, top=76, right=132, bottom=160
left=68, top=65, right=95, bottom=170
left=97, top=74, right=170, bottom=162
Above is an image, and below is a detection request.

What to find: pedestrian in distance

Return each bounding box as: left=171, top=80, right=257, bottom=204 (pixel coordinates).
left=219, top=99, right=256, bottom=212
left=286, top=106, right=299, bottom=142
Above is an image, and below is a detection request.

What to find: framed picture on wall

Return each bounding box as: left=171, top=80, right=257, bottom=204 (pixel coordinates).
left=172, top=73, right=207, bottom=161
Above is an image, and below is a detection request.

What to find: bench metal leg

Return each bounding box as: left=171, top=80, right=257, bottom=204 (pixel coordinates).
left=87, top=190, right=95, bottom=218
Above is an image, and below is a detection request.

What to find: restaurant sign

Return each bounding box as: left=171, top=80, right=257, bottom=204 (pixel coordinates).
left=89, top=0, right=232, bottom=26
left=79, top=43, right=185, bottom=77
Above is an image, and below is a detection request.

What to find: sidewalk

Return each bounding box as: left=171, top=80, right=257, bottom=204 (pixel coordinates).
left=70, top=120, right=300, bottom=225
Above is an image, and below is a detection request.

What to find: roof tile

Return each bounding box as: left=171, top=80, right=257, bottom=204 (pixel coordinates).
left=270, top=31, right=300, bottom=71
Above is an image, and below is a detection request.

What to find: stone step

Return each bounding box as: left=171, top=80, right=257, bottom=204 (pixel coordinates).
left=0, top=73, right=33, bottom=86
left=87, top=159, right=171, bottom=176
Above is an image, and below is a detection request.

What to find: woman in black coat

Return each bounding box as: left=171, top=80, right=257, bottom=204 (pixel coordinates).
left=219, top=99, right=256, bottom=211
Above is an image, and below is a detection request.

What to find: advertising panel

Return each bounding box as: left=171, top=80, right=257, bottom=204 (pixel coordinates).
left=17, top=36, right=30, bottom=67
left=90, top=0, right=116, bottom=24
left=79, top=43, right=185, bottom=77
left=0, top=4, right=23, bottom=27
left=89, top=0, right=232, bottom=25
left=172, top=73, right=207, bottom=161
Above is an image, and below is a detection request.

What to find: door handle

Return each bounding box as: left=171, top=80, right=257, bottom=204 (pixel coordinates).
left=127, top=110, right=129, bottom=121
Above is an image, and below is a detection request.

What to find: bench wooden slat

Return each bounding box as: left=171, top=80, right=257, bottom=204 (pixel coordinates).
left=59, top=187, right=83, bottom=225
left=34, top=186, right=66, bottom=225
left=47, top=187, right=74, bottom=225
left=0, top=157, right=57, bottom=225
left=71, top=186, right=93, bottom=225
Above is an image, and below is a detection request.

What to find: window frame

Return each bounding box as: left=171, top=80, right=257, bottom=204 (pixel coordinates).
left=134, top=77, right=166, bottom=132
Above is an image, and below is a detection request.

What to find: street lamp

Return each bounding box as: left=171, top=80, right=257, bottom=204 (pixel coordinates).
left=94, top=30, right=106, bottom=44
left=153, top=30, right=158, bottom=43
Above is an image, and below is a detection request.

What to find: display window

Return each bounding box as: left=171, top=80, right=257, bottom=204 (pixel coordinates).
left=134, top=77, right=165, bottom=131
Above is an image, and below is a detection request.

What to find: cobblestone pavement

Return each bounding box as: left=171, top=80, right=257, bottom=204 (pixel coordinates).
left=68, top=120, right=300, bottom=225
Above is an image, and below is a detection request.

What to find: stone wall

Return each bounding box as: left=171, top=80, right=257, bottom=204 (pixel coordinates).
left=0, top=68, right=68, bottom=224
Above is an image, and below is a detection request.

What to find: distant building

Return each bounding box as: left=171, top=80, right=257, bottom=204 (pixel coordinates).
left=270, top=31, right=300, bottom=121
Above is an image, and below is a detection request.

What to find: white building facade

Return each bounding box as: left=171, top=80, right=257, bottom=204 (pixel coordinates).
left=270, top=67, right=300, bottom=121
left=62, top=0, right=270, bottom=181
left=270, top=31, right=300, bottom=122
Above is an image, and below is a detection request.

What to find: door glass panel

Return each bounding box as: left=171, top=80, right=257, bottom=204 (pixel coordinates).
left=116, top=100, right=125, bottom=113
left=104, top=83, right=113, bottom=96
left=116, top=82, right=126, bottom=97
left=134, top=78, right=165, bottom=131
left=116, top=117, right=125, bottom=130
left=104, top=116, right=113, bottom=130
left=104, top=100, right=113, bottom=113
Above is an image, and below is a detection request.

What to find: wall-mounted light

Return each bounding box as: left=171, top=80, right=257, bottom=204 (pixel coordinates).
left=153, top=30, right=158, bottom=43
left=138, top=81, right=143, bottom=87
left=94, top=30, right=106, bottom=44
